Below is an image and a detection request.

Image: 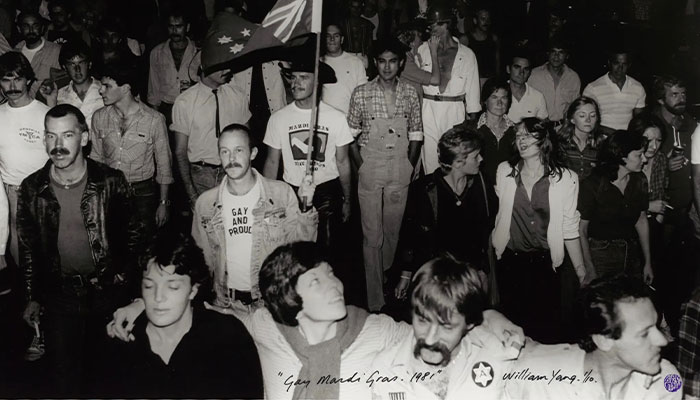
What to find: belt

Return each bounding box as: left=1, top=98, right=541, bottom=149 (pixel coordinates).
left=423, top=94, right=465, bottom=102
left=190, top=161, right=222, bottom=169
left=60, top=274, right=99, bottom=295
left=231, top=289, right=258, bottom=306
left=128, top=178, right=155, bottom=189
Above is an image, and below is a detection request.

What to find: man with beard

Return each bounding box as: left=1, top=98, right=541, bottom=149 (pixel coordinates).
left=147, top=9, right=200, bottom=124
left=41, top=40, right=104, bottom=129
left=504, top=275, right=681, bottom=400
left=13, top=11, right=61, bottom=97
left=0, top=52, right=49, bottom=264
left=90, top=62, right=173, bottom=244
left=18, top=104, right=140, bottom=395
left=46, top=0, right=84, bottom=46
left=654, top=75, right=699, bottom=333
left=370, top=255, right=520, bottom=400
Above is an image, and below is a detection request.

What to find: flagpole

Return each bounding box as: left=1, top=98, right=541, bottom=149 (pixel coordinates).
left=301, top=31, right=322, bottom=211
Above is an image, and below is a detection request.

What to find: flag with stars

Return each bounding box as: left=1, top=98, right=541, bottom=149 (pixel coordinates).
left=201, top=13, right=261, bottom=75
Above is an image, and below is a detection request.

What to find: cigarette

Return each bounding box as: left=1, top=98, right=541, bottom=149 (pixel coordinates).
left=664, top=204, right=674, bottom=210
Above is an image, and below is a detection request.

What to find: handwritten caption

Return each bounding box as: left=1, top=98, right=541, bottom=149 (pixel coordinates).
left=502, top=368, right=597, bottom=385
left=277, top=369, right=443, bottom=392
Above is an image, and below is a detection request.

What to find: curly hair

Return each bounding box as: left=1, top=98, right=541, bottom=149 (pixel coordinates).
left=259, top=242, right=330, bottom=326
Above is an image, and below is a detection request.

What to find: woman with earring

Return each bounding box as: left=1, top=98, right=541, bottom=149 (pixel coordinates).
left=491, top=117, right=587, bottom=344
left=578, top=130, right=653, bottom=283
left=558, top=96, right=605, bottom=181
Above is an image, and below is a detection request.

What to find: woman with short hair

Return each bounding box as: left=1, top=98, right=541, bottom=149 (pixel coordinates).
left=578, top=130, right=653, bottom=283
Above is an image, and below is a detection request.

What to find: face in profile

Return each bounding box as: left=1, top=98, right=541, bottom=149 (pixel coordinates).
left=609, top=298, right=668, bottom=376
left=412, top=307, right=469, bottom=367
left=623, top=148, right=646, bottom=172
left=450, top=148, right=483, bottom=177
left=142, top=259, right=199, bottom=329
left=44, top=114, right=88, bottom=170
left=295, top=262, right=347, bottom=323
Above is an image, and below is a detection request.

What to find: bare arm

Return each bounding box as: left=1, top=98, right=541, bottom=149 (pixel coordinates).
left=173, top=132, right=197, bottom=206
left=263, top=146, right=282, bottom=180
left=634, top=211, right=653, bottom=284
left=578, top=219, right=596, bottom=282
left=408, top=141, right=421, bottom=168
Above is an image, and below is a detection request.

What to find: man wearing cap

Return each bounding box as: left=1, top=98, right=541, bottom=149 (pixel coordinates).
left=419, top=4, right=481, bottom=174
left=263, top=56, right=353, bottom=254
left=347, top=37, right=422, bottom=312
left=171, top=14, right=253, bottom=208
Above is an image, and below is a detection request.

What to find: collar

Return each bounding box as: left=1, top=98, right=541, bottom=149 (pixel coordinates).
left=215, top=168, right=267, bottom=208
left=107, top=99, right=146, bottom=122
left=36, top=158, right=104, bottom=196
left=476, top=112, right=515, bottom=129
left=605, top=73, right=628, bottom=89
left=69, top=77, right=100, bottom=96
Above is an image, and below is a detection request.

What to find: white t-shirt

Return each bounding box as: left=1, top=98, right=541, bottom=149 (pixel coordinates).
left=222, top=178, right=261, bottom=291
left=21, top=39, right=44, bottom=63
left=507, top=83, right=549, bottom=123
left=322, top=52, right=368, bottom=114
left=0, top=100, right=50, bottom=185
left=264, top=101, right=354, bottom=186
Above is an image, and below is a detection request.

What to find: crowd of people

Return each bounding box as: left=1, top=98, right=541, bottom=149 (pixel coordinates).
left=0, top=0, right=699, bottom=398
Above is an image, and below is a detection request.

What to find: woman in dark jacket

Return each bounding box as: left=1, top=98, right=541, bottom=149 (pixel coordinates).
left=394, top=126, right=498, bottom=298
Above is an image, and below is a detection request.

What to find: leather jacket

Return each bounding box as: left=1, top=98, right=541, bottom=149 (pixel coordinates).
left=17, top=159, right=142, bottom=302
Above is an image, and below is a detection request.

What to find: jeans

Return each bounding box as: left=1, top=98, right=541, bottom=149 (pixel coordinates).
left=497, top=248, right=562, bottom=344
left=190, top=163, right=224, bottom=198
left=588, top=237, right=642, bottom=279
left=129, top=179, right=157, bottom=248
left=4, top=183, right=18, bottom=264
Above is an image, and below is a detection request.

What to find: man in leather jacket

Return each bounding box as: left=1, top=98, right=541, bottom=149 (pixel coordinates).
left=17, top=104, right=141, bottom=396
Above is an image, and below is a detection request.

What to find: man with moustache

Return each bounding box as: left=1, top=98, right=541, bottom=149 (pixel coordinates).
left=13, top=11, right=61, bottom=97
left=90, top=62, right=173, bottom=244
left=0, top=52, right=49, bottom=265
left=370, top=255, right=519, bottom=400
left=192, top=124, right=317, bottom=312
left=42, top=40, right=104, bottom=129
left=504, top=275, right=682, bottom=400
left=18, top=104, right=140, bottom=395
left=147, top=8, right=200, bottom=124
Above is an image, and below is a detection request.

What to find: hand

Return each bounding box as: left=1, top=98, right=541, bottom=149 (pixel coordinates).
left=155, top=203, right=170, bottom=227
left=394, top=276, right=410, bottom=299
left=643, top=262, right=654, bottom=285
left=667, top=151, right=686, bottom=172
left=428, top=34, right=440, bottom=55
left=482, top=309, right=525, bottom=348
left=23, top=301, right=41, bottom=326
left=648, top=199, right=668, bottom=214
left=573, top=264, right=586, bottom=285
left=582, top=267, right=597, bottom=287
left=106, top=298, right=145, bottom=342
left=39, top=81, right=58, bottom=106
left=297, top=175, right=316, bottom=209
left=342, top=200, right=351, bottom=223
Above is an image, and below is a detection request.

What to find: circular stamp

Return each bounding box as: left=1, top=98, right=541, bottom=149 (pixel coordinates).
left=664, top=373, right=682, bottom=393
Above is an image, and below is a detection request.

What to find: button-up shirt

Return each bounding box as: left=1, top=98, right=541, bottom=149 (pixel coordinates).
left=90, top=101, right=174, bottom=184
left=56, top=78, right=104, bottom=130
left=679, top=288, right=700, bottom=398
left=147, top=38, right=201, bottom=107
left=528, top=63, right=581, bottom=121
left=347, top=77, right=423, bottom=145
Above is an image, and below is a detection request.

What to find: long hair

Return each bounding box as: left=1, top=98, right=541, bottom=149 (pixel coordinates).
left=558, top=96, right=604, bottom=150
left=509, top=117, right=565, bottom=180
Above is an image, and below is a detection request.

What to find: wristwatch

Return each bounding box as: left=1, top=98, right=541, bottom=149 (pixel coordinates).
left=159, top=199, right=171, bottom=206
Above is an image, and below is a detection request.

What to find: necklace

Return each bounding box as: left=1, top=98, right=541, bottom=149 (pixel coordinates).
left=51, top=165, right=86, bottom=189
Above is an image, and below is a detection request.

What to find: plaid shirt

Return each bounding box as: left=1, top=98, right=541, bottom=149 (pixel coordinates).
left=648, top=152, right=669, bottom=201
left=90, top=102, right=174, bottom=184
left=347, top=77, right=423, bottom=146
left=679, top=288, right=700, bottom=397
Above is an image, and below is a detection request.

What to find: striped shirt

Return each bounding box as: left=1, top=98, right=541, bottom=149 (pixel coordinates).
left=90, top=101, right=174, bottom=184
left=583, top=74, right=646, bottom=130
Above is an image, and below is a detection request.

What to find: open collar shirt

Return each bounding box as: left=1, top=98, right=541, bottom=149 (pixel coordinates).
left=527, top=63, right=581, bottom=121
left=57, top=78, right=104, bottom=130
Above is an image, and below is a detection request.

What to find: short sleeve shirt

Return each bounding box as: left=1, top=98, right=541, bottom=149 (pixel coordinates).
left=507, top=83, right=549, bottom=123
left=578, top=172, right=649, bottom=239
left=264, top=101, right=354, bottom=185
left=582, top=74, right=646, bottom=130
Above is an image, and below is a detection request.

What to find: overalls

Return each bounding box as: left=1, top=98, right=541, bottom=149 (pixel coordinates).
left=357, top=98, right=413, bottom=311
